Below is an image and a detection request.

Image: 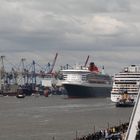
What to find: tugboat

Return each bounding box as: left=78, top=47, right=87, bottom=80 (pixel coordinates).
left=116, top=90, right=135, bottom=107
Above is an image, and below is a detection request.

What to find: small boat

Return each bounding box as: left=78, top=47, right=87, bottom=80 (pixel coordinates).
left=16, top=87, right=25, bottom=98
left=115, top=90, right=135, bottom=107
left=16, top=93, right=25, bottom=98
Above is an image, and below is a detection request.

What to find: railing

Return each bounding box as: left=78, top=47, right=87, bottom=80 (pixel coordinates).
left=125, top=85, right=140, bottom=140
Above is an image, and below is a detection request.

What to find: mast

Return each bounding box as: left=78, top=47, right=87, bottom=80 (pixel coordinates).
left=0, top=56, right=5, bottom=89
left=21, top=58, right=26, bottom=84
left=32, top=60, right=36, bottom=85
left=1, top=56, right=5, bottom=72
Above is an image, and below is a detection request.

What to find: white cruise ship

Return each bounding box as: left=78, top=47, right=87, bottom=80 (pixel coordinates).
left=111, top=65, right=140, bottom=102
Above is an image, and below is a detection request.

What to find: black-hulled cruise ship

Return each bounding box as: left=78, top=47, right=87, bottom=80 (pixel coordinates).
left=61, top=62, right=112, bottom=98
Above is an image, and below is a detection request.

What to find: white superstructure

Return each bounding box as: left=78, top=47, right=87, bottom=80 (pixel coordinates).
left=41, top=74, right=57, bottom=87
left=61, top=67, right=89, bottom=84
left=111, top=65, right=140, bottom=102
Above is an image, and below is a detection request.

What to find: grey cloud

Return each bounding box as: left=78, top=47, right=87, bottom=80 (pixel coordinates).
left=0, top=0, right=140, bottom=74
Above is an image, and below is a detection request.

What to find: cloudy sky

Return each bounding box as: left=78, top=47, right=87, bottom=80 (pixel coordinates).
left=0, top=0, right=140, bottom=75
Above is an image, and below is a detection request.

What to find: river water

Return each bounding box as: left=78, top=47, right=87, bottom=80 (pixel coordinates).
left=0, top=95, right=133, bottom=140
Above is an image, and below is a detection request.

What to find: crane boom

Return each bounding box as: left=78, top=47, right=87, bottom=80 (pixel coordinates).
left=48, top=53, right=58, bottom=73
left=84, top=55, right=89, bottom=67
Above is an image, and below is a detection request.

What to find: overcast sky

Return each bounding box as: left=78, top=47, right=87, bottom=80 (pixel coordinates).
left=0, top=0, right=140, bottom=75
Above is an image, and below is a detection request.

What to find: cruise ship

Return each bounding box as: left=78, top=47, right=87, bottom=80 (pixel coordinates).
left=111, top=65, right=140, bottom=102
left=61, top=62, right=112, bottom=98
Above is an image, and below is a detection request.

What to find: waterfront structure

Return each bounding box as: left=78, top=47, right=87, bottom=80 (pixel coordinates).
left=125, top=83, right=140, bottom=140
left=41, top=73, right=57, bottom=87
left=111, top=65, right=140, bottom=102
left=61, top=62, right=112, bottom=98
left=0, top=54, right=58, bottom=96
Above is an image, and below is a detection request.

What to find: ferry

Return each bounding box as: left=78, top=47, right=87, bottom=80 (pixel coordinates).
left=61, top=62, right=112, bottom=98
left=111, top=65, right=140, bottom=102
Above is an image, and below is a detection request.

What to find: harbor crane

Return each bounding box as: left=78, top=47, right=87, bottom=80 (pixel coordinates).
left=47, top=53, right=58, bottom=74
left=84, top=55, right=89, bottom=67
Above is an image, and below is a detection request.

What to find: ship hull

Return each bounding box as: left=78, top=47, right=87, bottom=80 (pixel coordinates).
left=116, top=101, right=135, bottom=107
left=63, top=83, right=112, bottom=98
